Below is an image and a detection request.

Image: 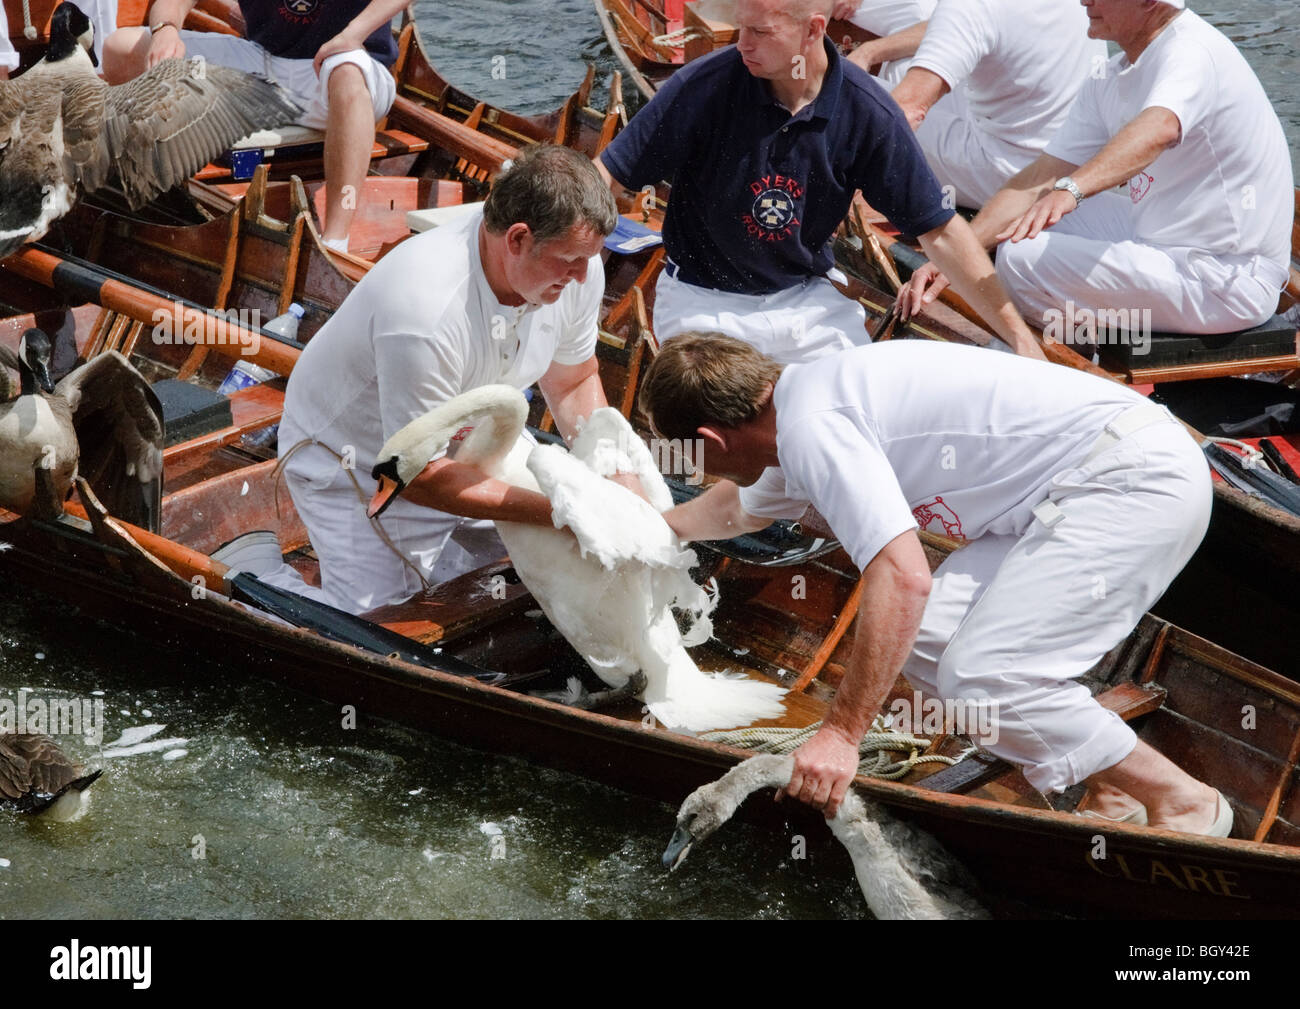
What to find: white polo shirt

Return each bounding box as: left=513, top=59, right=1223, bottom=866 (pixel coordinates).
left=1045, top=10, right=1293, bottom=270
left=737, top=341, right=1150, bottom=572
left=847, top=0, right=935, bottom=37
left=281, top=205, right=603, bottom=474
left=910, top=0, right=1106, bottom=156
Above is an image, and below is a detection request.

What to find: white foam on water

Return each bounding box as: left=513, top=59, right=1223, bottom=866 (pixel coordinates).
left=162, top=749, right=188, bottom=761
left=479, top=822, right=502, bottom=836
left=102, top=737, right=188, bottom=759
left=0, top=857, right=10, bottom=868
left=102, top=725, right=167, bottom=749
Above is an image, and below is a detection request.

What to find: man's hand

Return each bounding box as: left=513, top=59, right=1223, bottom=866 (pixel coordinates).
left=831, top=1, right=859, bottom=20
left=314, top=30, right=365, bottom=76
left=896, top=261, right=950, bottom=320
left=147, top=24, right=187, bottom=67
left=997, top=188, right=1077, bottom=244
left=781, top=725, right=861, bottom=818
left=607, top=469, right=653, bottom=504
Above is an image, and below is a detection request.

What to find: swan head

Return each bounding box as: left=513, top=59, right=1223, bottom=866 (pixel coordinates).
left=49, top=3, right=98, bottom=67
left=367, top=385, right=529, bottom=519
left=663, top=754, right=794, bottom=870
left=18, top=329, right=55, bottom=393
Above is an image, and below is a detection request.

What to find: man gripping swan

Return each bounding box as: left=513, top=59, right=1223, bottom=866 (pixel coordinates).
left=275, top=145, right=646, bottom=615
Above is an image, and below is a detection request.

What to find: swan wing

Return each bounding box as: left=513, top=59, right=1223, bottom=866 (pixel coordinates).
left=527, top=443, right=693, bottom=571
left=570, top=407, right=674, bottom=513
left=55, top=350, right=164, bottom=531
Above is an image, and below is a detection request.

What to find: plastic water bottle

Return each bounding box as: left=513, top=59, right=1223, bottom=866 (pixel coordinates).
left=217, top=359, right=278, bottom=396
left=263, top=303, right=304, bottom=341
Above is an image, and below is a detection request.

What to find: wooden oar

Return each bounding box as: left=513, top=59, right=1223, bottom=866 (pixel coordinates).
left=1, top=247, right=303, bottom=377
left=388, top=96, right=518, bottom=176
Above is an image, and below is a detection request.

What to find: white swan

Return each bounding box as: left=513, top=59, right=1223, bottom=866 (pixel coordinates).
left=663, top=754, right=990, bottom=920
left=368, top=385, right=788, bottom=732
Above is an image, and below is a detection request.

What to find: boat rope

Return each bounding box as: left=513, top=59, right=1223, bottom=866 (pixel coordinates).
left=273, top=438, right=434, bottom=593
left=22, top=0, right=37, bottom=40
left=701, top=716, right=976, bottom=781
left=651, top=26, right=704, bottom=48
left=1205, top=436, right=1279, bottom=474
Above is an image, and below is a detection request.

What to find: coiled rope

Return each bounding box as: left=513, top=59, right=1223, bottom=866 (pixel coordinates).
left=701, top=716, right=976, bottom=781
left=22, top=0, right=37, bottom=40
left=650, top=26, right=704, bottom=48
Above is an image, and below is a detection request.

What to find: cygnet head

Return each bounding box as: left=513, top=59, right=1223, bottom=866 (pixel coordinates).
left=48, top=3, right=98, bottom=67
left=18, top=329, right=55, bottom=393
left=663, top=755, right=793, bottom=870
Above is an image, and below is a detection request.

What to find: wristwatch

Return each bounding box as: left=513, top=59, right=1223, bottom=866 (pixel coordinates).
left=1053, top=176, right=1085, bottom=207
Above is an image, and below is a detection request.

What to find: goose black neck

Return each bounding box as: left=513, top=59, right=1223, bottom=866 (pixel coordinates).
left=45, top=31, right=81, bottom=64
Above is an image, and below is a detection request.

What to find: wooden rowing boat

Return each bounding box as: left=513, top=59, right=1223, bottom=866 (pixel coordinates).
left=3, top=183, right=1300, bottom=917
left=592, top=0, right=871, bottom=98
left=586, top=0, right=1300, bottom=675
left=2, top=2, right=1298, bottom=919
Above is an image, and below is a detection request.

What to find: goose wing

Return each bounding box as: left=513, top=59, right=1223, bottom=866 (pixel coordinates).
left=0, top=734, right=81, bottom=803
left=0, top=81, right=69, bottom=256
left=55, top=350, right=164, bottom=531
left=75, top=58, right=300, bottom=208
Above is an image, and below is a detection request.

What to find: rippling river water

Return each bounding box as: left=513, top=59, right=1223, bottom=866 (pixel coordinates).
left=1, top=0, right=1294, bottom=920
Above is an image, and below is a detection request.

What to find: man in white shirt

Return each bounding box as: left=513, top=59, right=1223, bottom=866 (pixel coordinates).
left=277, top=145, right=624, bottom=615
left=640, top=333, right=1231, bottom=837
left=878, top=0, right=1106, bottom=208
left=0, top=0, right=18, bottom=79
left=831, top=0, right=935, bottom=88
left=900, top=0, right=1293, bottom=336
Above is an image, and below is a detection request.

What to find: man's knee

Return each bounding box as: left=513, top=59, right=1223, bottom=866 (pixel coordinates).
left=101, top=26, right=150, bottom=83
left=325, top=59, right=371, bottom=103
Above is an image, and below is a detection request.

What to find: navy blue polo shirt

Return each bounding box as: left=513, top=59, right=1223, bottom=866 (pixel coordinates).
left=600, top=38, right=953, bottom=294
left=239, top=0, right=398, bottom=67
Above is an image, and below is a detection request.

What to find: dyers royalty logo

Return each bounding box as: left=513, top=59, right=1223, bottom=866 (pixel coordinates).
left=742, top=174, right=803, bottom=241
left=281, top=0, right=319, bottom=16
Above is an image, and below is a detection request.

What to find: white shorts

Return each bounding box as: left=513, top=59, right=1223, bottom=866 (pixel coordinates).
left=653, top=268, right=869, bottom=364
left=914, top=103, right=1035, bottom=209
left=275, top=415, right=507, bottom=615
left=179, top=31, right=397, bottom=131
left=996, top=191, right=1288, bottom=334
left=901, top=415, right=1212, bottom=793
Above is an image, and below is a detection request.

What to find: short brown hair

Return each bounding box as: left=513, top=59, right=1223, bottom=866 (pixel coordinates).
left=483, top=144, right=617, bottom=243
left=638, top=333, right=783, bottom=440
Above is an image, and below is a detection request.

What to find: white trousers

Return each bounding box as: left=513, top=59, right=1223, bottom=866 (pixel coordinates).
left=913, top=103, right=1034, bottom=209
left=275, top=416, right=506, bottom=615
left=900, top=418, right=1212, bottom=793
left=653, top=269, right=869, bottom=364
left=179, top=31, right=397, bottom=131
left=996, top=192, right=1288, bottom=334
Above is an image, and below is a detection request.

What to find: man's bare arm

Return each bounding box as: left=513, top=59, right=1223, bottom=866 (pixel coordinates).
left=890, top=64, right=948, bottom=129
left=846, top=21, right=929, bottom=73
left=143, top=0, right=199, bottom=65
left=784, top=530, right=932, bottom=816
left=662, top=480, right=773, bottom=543
left=915, top=214, right=1046, bottom=359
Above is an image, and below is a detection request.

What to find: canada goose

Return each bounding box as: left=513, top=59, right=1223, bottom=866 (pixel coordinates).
left=0, top=2, right=300, bottom=257
left=368, top=386, right=788, bottom=732
left=0, top=328, right=163, bottom=528
left=0, top=733, right=103, bottom=819
left=663, top=754, right=991, bottom=919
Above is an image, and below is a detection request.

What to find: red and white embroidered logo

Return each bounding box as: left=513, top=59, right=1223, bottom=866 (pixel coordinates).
left=912, top=496, right=965, bottom=539
left=741, top=174, right=804, bottom=242
left=1129, top=172, right=1154, bottom=204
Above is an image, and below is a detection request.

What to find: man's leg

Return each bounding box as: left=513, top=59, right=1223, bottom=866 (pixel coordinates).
left=933, top=423, right=1219, bottom=829
left=914, top=106, right=1030, bottom=209
left=653, top=271, right=862, bottom=364
left=295, top=52, right=398, bottom=250
left=996, top=192, right=1282, bottom=334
